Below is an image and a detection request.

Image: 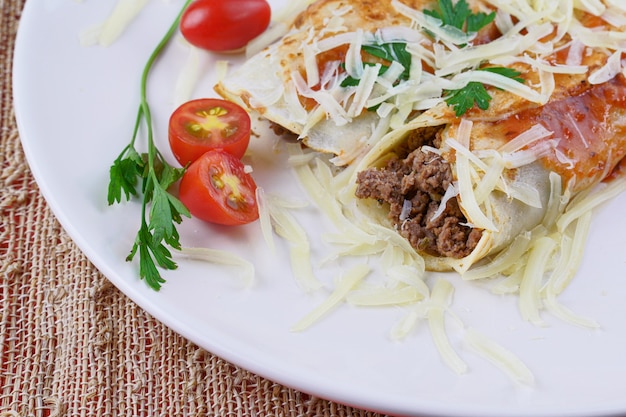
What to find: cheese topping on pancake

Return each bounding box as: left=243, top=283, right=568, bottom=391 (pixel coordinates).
left=216, top=0, right=626, bottom=166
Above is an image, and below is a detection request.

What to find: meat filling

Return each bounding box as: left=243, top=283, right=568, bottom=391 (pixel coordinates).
left=355, top=128, right=482, bottom=259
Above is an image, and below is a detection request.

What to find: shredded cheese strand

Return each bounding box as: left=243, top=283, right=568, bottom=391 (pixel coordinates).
left=428, top=279, right=468, bottom=374
left=519, top=236, right=557, bottom=325
left=269, top=203, right=323, bottom=292
left=347, top=285, right=424, bottom=306
left=557, top=176, right=626, bottom=232
left=464, top=328, right=535, bottom=386
left=176, top=247, right=255, bottom=287
left=291, top=264, right=371, bottom=331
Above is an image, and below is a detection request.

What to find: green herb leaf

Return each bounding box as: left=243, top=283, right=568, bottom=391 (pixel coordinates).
left=424, top=0, right=495, bottom=36
left=466, top=10, right=497, bottom=33
left=138, top=242, right=166, bottom=290
left=340, top=42, right=411, bottom=103
left=150, top=186, right=180, bottom=245
left=341, top=62, right=389, bottom=87
left=445, top=82, right=492, bottom=116
left=444, top=66, right=524, bottom=116
left=362, top=43, right=412, bottom=79
left=107, top=146, right=144, bottom=205
left=107, top=0, right=193, bottom=290
left=133, top=224, right=170, bottom=290
left=480, top=66, right=525, bottom=83
left=424, top=0, right=469, bottom=30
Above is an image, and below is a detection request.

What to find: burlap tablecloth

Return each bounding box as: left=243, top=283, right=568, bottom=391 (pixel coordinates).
left=0, top=2, right=389, bottom=415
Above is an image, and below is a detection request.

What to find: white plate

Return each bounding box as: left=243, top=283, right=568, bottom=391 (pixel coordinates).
left=13, top=1, right=626, bottom=416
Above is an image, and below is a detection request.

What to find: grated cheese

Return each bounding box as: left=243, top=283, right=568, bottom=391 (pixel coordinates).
left=93, top=0, right=149, bottom=47
left=428, top=279, right=468, bottom=374
left=286, top=143, right=378, bottom=245
left=347, top=63, right=381, bottom=117
left=176, top=247, right=255, bottom=287
left=566, top=39, right=587, bottom=66
left=252, top=0, right=626, bottom=143
left=543, top=212, right=601, bottom=328
left=576, top=0, right=607, bottom=16
left=391, top=0, right=475, bottom=46
left=347, top=285, right=424, bottom=306
left=450, top=70, right=547, bottom=104
left=462, top=231, right=533, bottom=281
left=464, top=328, right=535, bottom=386
left=518, top=236, right=557, bottom=325
left=498, top=124, right=554, bottom=154
left=268, top=202, right=323, bottom=292
left=88, top=0, right=626, bottom=385
left=344, top=29, right=365, bottom=80
left=173, top=39, right=202, bottom=105
left=430, top=183, right=460, bottom=221
left=502, top=139, right=560, bottom=169
left=549, top=211, right=592, bottom=295
left=588, top=49, right=624, bottom=84
left=290, top=264, right=370, bottom=331
left=473, top=155, right=505, bottom=205
left=255, top=187, right=275, bottom=254
left=303, top=42, right=321, bottom=88
left=557, top=175, right=626, bottom=233
left=447, top=121, right=499, bottom=232
left=390, top=304, right=429, bottom=341
left=602, top=6, right=626, bottom=27
left=385, top=264, right=429, bottom=294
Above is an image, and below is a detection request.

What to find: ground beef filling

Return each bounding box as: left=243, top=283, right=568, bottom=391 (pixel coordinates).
left=355, top=129, right=483, bottom=259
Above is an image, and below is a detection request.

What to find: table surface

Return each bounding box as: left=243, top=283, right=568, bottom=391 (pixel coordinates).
left=0, top=1, right=388, bottom=415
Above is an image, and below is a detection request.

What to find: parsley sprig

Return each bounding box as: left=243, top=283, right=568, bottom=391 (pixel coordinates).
left=444, top=67, right=524, bottom=116
left=108, top=0, right=193, bottom=290
left=424, top=0, right=495, bottom=36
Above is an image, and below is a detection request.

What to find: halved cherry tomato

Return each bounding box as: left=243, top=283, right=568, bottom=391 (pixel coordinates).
left=169, top=98, right=251, bottom=166
left=180, top=0, right=271, bottom=52
left=179, top=150, right=259, bottom=226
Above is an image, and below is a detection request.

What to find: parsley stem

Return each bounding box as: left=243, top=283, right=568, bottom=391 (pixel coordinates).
left=133, top=0, right=193, bottom=151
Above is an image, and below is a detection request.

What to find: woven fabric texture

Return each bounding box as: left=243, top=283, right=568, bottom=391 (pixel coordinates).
left=0, top=1, right=388, bottom=416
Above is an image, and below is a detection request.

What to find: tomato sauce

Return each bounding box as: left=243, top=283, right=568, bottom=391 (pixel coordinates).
left=295, top=45, right=349, bottom=111
left=603, top=156, right=626, bottom=183
left=496, top=75, right=626, bottom=191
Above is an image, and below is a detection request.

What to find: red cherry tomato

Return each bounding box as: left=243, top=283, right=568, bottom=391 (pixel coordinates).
left=179, top=150, right=259, bottom=226
left=180, top=0, right=271, bottom=52
left=169, top=98, right=251, bottom=166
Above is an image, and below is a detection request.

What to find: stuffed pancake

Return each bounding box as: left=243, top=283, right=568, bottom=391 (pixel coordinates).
left=352, top=72, right=626, bottom=272
left=217, top=0, right=626, bottom=273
